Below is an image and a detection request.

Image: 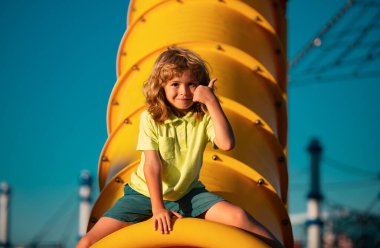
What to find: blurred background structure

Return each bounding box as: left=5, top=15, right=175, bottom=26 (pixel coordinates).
left=288, top=0, right=380, bottom=246
left=0, top=0, right=379, bottom=247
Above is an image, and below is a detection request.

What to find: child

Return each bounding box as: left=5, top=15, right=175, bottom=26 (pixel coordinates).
left=77, top=47, right=281, bottom=247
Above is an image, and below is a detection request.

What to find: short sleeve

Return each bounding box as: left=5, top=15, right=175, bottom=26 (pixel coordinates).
left=205, top=114, right=217, bottom=149
left=136, top=111, right=159, bottom=151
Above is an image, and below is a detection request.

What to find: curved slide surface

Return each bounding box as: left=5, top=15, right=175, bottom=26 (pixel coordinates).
left=89, top=0, right=293, bottom=247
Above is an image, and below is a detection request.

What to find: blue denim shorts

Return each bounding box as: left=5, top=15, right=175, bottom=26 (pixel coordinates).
left=103, top=184, right=224, bottom=223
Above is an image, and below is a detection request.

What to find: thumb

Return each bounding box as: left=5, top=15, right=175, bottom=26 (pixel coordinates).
left=171, top=211, right=183, bottom=218
left=208, top=78, right=217, bottom=89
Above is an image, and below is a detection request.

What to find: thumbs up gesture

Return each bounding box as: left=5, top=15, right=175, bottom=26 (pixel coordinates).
left=193, top=78, right=217, bottom=105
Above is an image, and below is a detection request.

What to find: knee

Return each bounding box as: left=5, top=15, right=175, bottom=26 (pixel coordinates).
left=231, top=207, right=250, bottom=226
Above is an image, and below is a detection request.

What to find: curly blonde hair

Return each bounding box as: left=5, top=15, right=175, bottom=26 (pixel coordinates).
left=143, top=47, right=210, bottom=124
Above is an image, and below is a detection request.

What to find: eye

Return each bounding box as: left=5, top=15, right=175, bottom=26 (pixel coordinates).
left=189, top=82, right=198, bottom=87
left=170, top=82, right=179, bottom=87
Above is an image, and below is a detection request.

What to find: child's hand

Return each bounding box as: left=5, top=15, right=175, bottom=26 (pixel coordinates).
left=193, top=78, right=217, bottom=105
left=152, top=208, right=182, bottom=234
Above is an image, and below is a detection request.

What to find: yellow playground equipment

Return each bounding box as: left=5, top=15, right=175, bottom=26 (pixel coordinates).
left=89, top=0, right=292, bottom=247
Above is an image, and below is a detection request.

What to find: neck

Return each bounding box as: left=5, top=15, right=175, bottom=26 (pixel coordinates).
left=170, top=107, right=190, bottom=118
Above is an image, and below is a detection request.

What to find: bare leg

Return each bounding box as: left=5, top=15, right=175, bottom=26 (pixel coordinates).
left=76, top=217, right=131, bottom=248
left=202, top=201, right=283, bottom=247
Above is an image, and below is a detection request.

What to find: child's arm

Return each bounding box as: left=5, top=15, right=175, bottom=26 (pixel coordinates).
left=143, top=150, right=182, bottom=234
left=193, top=79, right=235, bottom=151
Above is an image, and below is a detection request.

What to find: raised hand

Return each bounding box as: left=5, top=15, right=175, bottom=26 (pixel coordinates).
left=152, top=208, right=182, bottom=234
left=192, top=78, right=218, bottom=105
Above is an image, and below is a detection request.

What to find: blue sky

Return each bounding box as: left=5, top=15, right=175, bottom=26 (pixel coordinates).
left=1, top=0, right=379, bottom=246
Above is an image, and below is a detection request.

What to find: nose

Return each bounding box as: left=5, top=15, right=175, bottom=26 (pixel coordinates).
left=179, top=85, right=191, bottom=96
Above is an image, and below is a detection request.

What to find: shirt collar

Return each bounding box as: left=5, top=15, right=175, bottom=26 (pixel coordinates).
left=164, top=111, right=196, bottom=125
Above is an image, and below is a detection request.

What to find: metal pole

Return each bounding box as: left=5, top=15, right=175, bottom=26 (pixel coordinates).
left=78, top=171, right=92, bottom=239
left=306, top=139, right=323, bottom=248
left=0, top=182, right=10, bottom=248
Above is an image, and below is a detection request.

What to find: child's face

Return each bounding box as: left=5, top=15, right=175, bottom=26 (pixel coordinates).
left=164, top=70, right=199, bottom=114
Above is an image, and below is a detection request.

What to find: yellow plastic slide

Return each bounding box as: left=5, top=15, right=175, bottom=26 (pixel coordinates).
left=89, top=0, right=293, bottom=247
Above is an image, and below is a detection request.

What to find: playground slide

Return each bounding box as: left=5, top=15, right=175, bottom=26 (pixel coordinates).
left=89, top=0, right=293, bottom=247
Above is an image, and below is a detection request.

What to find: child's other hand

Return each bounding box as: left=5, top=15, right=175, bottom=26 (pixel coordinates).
left=193, top=78, right=217, bottom=105
left=152, top=208, right=182, bottom=234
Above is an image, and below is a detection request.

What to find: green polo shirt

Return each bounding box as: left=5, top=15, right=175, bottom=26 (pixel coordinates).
left=129, top=110, right=215, bottom=201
